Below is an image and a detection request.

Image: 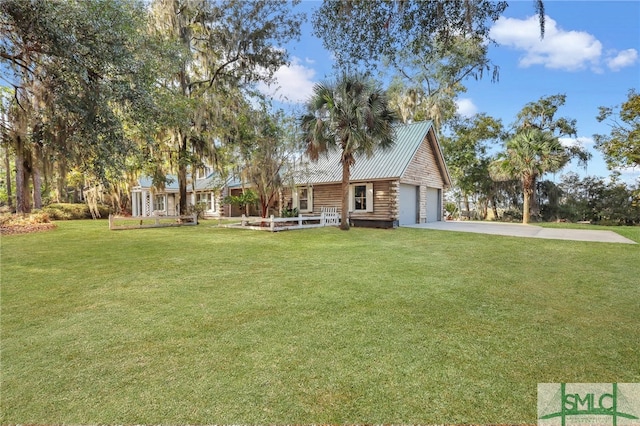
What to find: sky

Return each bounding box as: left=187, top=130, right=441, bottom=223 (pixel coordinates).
left=258, top=1, right=640, bottom=184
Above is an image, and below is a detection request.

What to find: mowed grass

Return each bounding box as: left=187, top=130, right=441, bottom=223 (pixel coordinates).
left=1, top=220, right=638, bottom=424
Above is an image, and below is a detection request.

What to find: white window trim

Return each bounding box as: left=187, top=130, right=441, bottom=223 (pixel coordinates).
left=196, top=165, right=213, bottom=180
left=196, top=192, right=217, bottom=212
left=349, top=183, right=373, bottom=213
left=211, top=193, right=217, bottom=213
left=153, top=194, right=166, bottom=213
left=293, top=186, right=313, bottom=213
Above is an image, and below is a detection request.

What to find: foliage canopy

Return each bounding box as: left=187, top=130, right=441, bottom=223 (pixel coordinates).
left=594, top=89, right=640, bottom=170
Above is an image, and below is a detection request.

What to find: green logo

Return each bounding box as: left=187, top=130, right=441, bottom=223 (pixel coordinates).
left=538, top=383, right=640, bottom=426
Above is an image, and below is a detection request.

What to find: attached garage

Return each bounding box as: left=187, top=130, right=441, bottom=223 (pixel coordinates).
left=284, top=121, right=451, bottom=228
left=399, top=184, right=418, bottom=226
left=425, top=187, right=442, bottom=222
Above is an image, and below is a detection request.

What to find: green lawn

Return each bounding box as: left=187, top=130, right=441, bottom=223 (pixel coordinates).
left=1, top=220, right=638, bottom=424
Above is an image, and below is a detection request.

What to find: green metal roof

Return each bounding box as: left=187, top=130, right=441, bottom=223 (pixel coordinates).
left=135, top=121, right=450, bottom=191
left=294, top=120, right=449, bottom=185
left=136, top=173, right=225, bottom=191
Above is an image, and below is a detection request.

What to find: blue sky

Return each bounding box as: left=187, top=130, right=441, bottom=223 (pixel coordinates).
left=259, top=1, right=640, bottom=184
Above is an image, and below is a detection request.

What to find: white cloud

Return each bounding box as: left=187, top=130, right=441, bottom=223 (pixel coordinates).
left=612, top=166, right=640, bottom=184
left=490, top=15, right=602, bottom=71
left=606, top=48, right=639, bottom=71
left=559, top=136, right=594, bottom=148
left=455, top=98, right=477, bottom=117
left=615, top=165, right=640, bottom=175
left=258, top=56, right=316, bottom=104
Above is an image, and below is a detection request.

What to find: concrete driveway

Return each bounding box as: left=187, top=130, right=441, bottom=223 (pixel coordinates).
left=406, top=221, right=637, bottom=244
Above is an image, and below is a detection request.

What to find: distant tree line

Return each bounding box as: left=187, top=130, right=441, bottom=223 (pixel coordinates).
left=441, top=91, right=639, bottom=225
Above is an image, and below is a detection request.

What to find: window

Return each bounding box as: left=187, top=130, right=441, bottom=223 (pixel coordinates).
left=349, top=183, right=373, bottom=212
left=354, top=185, right=367, bottom=210
left=196, top=165, right=213, bottom=179
left=298, top=188, right=309, bottom=211
left=153, top=194, right=166, bottom=212
left=294, top=186, right=313, bottom=213
left=196, top=193, right=213, bottom=211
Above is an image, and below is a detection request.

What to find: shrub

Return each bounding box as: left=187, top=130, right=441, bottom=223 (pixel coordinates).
left=187, top=202, right=208, bottom=219
left=0, top=212, right=57, bottom=235
left=223, top=190, right=258, bottom=212
left=280, top=206, right=299, bottom=218
left=0, top=212, right=51, bottom=225
left=41, top=203, right=111, bottom=220
left=500, top=209, right=523, bottom=222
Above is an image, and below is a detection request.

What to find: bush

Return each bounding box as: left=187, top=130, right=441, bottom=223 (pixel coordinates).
left=0, top=212, right=50, bottom=225
left=223, top=190, right=258, bottom=212
left=280, top=206, right=299, bottom=218
left=500, top=209, right=523, bottom=222
left=186, top=202, right=208, bottom=219
left=41, top=203, right=111, bottom=220
left=0, top=212, right=56, bottom=235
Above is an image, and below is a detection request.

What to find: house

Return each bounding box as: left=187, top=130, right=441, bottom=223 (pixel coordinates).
left=130, top=168, right=226, bottom=217
left=288, top=120, right=451, bottom=228
left=131, top=121, right=451, bottom=227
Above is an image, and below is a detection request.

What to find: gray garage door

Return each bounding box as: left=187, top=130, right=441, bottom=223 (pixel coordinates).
left=426, top=187, right=441, bottom=222
left=399, top=184, right=418, bottom=226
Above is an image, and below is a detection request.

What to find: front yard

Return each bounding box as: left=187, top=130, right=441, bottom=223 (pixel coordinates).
left=1, top=220, right=638, bottom=424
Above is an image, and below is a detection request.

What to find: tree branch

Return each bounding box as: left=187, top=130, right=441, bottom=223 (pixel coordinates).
left=0, top=51, right=32, bottom=74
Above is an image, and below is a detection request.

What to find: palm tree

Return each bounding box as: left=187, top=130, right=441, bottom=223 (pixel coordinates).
left=490, top=128, right=569, bottom=224
left=300, top=74, right=397, bottom=230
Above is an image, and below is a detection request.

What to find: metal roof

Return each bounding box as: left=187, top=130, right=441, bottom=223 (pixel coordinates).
left=134, top=121, right=450, bottom=191
left=294, top=120, right=442, bottom=185
left=136, top=173, right=223, bottom=192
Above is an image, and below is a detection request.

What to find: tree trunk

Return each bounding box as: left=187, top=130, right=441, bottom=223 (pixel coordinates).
left=522, top=175, right=537, bottom=224
left=56, top=161, right=66, bottom=203
left=522, top=178, right=533, bottom=224
left=479, top=198, right=488, bottom=220
left=4, top=143, right=12, bottom=210
left=32, top=156, right=42, bottom=209
left=15, top=135, right=32, bottom=213
left=522, top=190, right=532, bottom=224
left=260, top=194, right=268, bottom=218
left=340, top=158, right=350, bottom=230
left=491, top=197, right=499, bottom=221
left=15, top=138, right=24, bottom=213
left=178, top=132, right=188, bottom=215
left=464, top=194, right=470, bottom=219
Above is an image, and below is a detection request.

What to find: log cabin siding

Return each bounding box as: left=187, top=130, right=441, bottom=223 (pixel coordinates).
left=349, top=180, right=396, bottom=222
left=401, top=131, right=446, bottom=188
left=287, top=180, right=399, bottom=222
left=399, top=130, right=447, bottom=224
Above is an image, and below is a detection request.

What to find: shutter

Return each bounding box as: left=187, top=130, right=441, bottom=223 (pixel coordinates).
left=348, top=185, right=354, bottom=212
left=307, top=187, right=313, bottom=212
left=366, top=183, right=374, bottom=212
left=292, top=188, right=299, bottom=210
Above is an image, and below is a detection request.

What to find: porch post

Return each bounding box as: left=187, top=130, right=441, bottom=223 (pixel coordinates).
left=132, top=192, right=139, bottom=217
left=131, top=192, right=137, bottom=216
left=142, top=190, right=151, bottom=216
